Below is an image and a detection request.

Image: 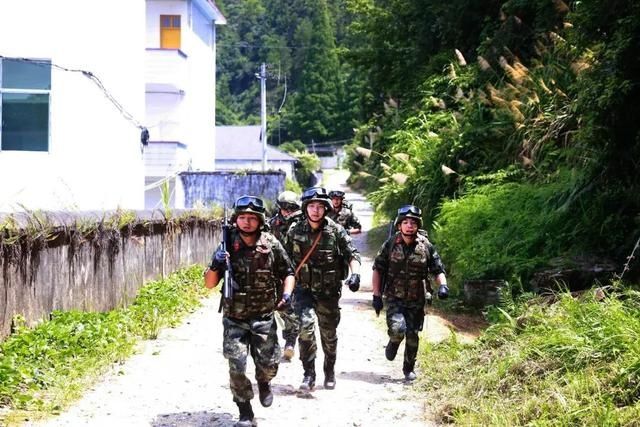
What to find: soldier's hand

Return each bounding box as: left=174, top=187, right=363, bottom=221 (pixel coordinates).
left=276, top=293, right=291, bottom=311
left=372, top=295, right=383, bottom=316
left=346, top=273, right=360, bottom=292
left=210, top=249, right=228, bottom=272
left=437, top=284, right=449, bottom=299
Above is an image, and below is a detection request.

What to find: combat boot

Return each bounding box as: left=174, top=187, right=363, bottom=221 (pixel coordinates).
left=235, top=400, right=256, bottom=427
left=300, top=360, right=316, bottom=391
left=283, top=338, right=295, bottom=361
left=323, top=358, right=336, bottom=389
left=258, top=381, right=273, bottom=407
left=385, top=340, right=400, bottom=361
left=403, top=361, right=417, bottom=382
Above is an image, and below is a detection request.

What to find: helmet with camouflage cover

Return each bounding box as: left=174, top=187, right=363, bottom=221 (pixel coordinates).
left=301, top=186, right=332, bottom=213
left=277, top=190, right=301, bottom=210
left=393, top=204, right=422, bottom=228
left=233, top=195, right=267, bottom=224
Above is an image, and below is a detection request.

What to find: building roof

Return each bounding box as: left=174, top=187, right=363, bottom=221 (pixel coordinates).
left=215, top=126, right=297, bottom=162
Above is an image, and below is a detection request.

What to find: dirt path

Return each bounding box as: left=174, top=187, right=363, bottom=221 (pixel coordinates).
left=30, top=169, right=479, bottom=427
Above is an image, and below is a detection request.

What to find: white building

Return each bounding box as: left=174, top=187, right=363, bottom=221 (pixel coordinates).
left=215, top=126, right=298, bottom=180
left=144, top=0, right=226, bottom=210
left=0, top=1, right=147, bottom=211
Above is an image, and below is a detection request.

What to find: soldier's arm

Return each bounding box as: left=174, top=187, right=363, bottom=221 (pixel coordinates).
left=427, top=243, right=447, bottom=285
left=338, top=226, right=361, bottom=272
left=349, top=211, right=362, bottom=234
left=204, top=243, right=224, bottom=289
left=371, top=238, right=392, bottom=295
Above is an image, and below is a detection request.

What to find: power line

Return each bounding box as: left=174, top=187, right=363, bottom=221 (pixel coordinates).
left=0, top=55, right=149, bottom=146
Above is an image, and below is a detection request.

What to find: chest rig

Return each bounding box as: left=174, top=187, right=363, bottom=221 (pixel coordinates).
left=224, top=231, right=279, bottom=319
left=290, top=221, right=343, bottom=299
left=384, top=233, right=430, bottom=301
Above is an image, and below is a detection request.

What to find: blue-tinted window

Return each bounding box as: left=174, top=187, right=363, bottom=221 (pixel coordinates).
left=2, top=59, right=51, bottom=90
left=0, top=58, right=51, bottom=151
left=1, top=93, right=49, bottom=151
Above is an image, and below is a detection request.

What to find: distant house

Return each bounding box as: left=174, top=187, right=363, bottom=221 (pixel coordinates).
left=215, top=126, right=298, bottom=180
left=0, top=0, right=147, bottom=211
left=144, top=0, right=226, bottom=209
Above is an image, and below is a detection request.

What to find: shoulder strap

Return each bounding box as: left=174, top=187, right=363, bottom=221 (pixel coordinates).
left=294, top=231, right=323, bottom=278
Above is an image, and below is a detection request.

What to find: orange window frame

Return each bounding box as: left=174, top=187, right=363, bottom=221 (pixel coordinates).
left=160, top=15, right=181, bottom=49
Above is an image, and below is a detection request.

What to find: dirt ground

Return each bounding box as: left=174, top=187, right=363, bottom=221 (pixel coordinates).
left=29, top=169, right=482, bottom=427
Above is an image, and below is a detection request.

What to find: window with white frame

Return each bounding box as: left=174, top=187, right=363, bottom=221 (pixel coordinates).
left=0, top=58, right=51, bottom=152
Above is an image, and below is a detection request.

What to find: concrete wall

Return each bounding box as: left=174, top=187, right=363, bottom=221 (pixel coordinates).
left=0, top=212, right=219, bottom=340
left=180, top=171, right=286, bottom=208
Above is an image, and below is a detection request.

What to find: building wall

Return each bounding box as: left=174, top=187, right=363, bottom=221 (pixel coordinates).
left=0, top=0, right=146, bottom=211
left=145, top=0, right=216, bottom=174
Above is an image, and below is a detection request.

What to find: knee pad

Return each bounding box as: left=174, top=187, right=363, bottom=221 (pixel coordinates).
left=389, top=312, right=407, bottom=335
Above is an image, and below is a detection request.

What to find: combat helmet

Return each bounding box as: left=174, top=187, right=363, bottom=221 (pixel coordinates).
left=301, top=186, right=332, bottom=213
left=393, top=204, right=422, bottom=228
left=328, top=190, right=346, bottom=199
left=233, top=195, right=267, bottom=224
left=277, top=190, right=301, bottom=211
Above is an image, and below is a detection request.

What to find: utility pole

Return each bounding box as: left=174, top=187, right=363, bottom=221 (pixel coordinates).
left=257, top=63, right=267, bottom=171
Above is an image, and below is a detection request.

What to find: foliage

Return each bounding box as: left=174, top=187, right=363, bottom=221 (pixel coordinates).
left=0, top=266, right=210, bottom=421
left=419, top=289, right=640, bottom=425
left=287, top=150, right=321, bottom=187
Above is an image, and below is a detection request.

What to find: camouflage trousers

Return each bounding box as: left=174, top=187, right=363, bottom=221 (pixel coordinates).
left=222, top=314, right=281, bottom=402
left=386, top=298, right=425, bottom=372
left=276, top=304, right=300, bottom=344
left=293, top=288, right=341, bottom=371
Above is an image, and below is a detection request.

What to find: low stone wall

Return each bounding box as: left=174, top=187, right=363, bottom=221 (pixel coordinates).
left=0, top=211, right=220, bottom=340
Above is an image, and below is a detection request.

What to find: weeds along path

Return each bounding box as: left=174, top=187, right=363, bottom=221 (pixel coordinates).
left=30, top=169, right=474, bottom=427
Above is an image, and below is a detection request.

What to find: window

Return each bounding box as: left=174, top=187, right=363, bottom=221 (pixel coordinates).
left=0, top=58, right=51, bottom=152
left=160, top=15, right=181, bottom=49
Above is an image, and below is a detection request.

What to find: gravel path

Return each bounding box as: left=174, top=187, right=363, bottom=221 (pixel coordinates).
left=29, top=169, right=471, bottom=427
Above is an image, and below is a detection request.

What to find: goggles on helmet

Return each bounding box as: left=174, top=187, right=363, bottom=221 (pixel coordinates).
left=397, top=205, right=422, bottom=217
left=234, top=196, right=266, bottom=213
left=278, top=202, right=299, bottom=211
left=329, top=190, right=345, bottom=198
left=302, top=187, right=329, bottom=201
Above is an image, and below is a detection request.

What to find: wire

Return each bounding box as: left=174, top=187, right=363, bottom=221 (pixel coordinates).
left=0, top=55, right=147, bottom=133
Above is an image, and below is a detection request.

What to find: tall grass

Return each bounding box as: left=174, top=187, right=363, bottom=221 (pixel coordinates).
left=420, top=289, right=640, bottom=425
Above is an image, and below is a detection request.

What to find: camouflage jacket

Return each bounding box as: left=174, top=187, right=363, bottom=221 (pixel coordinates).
left=285, top=217, right=361, bottom=299
left=217, top=228, right=294, bottom=319
left=327, top=204, right=361, bottom=232
left=372, top=232, right=445, bottom=301
left=268, top=210, right=304, bottom=244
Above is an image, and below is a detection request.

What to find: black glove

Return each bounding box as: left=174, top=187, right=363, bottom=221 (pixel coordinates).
left=277, top=293, right=291, bottom=311
left=437, top=284, right=449, bottom=299
left=372, top=295, right=383, bottom=316
left=346, top=273, right=361, bottom=292
left=210, top=249, right=228, bottom=272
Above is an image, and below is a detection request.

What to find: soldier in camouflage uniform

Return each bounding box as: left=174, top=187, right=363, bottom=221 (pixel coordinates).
left=285, top=187, right=361, bottom=391
left=328, top=190, right=362, bottom=234
left=371, top=205, right=449, bottom=381
left=268, top=190, right=304, bottom=361
left=204, top=195, right=295, bottom=427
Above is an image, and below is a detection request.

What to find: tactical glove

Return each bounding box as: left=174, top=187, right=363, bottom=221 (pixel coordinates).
left=346, top=273, right=361, bottom=292
left=276, top=293, right=291, bottom=311
left=437, top=284, right=449, bottom=299
left=210, top=249, right=228, bottom=272
left=372, top=295, right=383, bottom=316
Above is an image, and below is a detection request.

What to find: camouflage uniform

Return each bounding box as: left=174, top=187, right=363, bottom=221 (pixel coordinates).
left=216, top=227, right=295, bottom=403
left=372, top=231, right=445, bottom=375
left=328, top=204, right=362, bottom=233
left=267, top=209, right=304, bottom=347
left=285, top=217, right=360, bottom=384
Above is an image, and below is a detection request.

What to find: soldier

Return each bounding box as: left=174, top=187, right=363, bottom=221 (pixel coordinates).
left=285, top=186, right=361, bottom=391
left=204, top=195, right=295, bottom=427
left=268, top=190, right=304, bottom=360
left=371, top=205, right=449, bottom=381
left=328, top=190, right=362, bottom=235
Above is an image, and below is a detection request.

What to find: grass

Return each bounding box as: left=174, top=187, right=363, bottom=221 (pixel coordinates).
left=417, top=287, right=640, bottom=425
left=0, top=265, right=211, bottom=425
